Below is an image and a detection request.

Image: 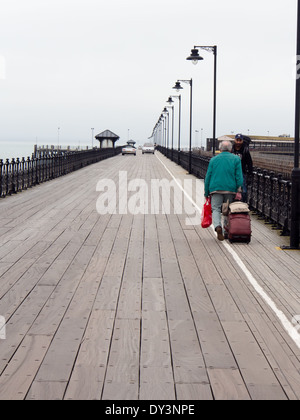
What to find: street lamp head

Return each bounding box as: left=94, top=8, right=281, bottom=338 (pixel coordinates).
left=173, top=81, right=183, bottom=92
left=167, top=96, right=174, bottom=105
left=186, top=48, right=204, bottom=65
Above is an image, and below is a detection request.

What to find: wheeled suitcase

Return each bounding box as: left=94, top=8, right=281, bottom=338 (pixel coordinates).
left=226, top=213, right=251, bottom=243
left=225, top=201, right=251, bottom=243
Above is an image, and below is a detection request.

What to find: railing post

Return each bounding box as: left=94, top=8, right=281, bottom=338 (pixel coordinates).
left=35, top=157, right=39, bottom=185
left=11, top=158, right=16, bottom=194
left=26, top=157, right=31, bottom=188
left=268, top=172, right=275, bottom=222
left=16, top=158, right=20, bottom=192
left=277, top=174, right=283, bottom=227
left=5, top=159, right=9, bottom=196
left=21, top=157, right=25, bottom=190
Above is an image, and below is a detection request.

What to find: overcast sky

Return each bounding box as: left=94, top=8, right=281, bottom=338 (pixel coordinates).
left=0, top=0, right=298, bottom=148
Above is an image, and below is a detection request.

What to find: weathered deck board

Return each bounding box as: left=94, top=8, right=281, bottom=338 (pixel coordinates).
left=0, top=151, right=300, bottom=400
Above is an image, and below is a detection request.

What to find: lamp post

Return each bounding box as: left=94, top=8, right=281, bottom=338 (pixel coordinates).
left=151, top=123, right=157, bottom=146
left=159, top=117, right=164, bottom=147
left=160, top=114, right=166, bottom=148
left=173, top=79, right=193, bottom=174
left=187, top=45, right=217, bottom=155
left=164, top=105, right=174, bottom=160
left=284, top=0, right=300, bottom=249
left=157, top=118, right=162, bottom=147
left=162, top=108, right=170, bottom=157
left=167, top=95, right=181, bottom=162
left=154, top=120, right=161, bottom=146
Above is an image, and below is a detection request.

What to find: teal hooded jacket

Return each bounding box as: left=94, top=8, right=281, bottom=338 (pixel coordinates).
left=204, top=151, right=244, bottom=198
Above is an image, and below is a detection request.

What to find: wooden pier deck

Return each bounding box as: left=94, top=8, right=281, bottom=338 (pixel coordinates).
left=0, top=151, right=300, bottom=400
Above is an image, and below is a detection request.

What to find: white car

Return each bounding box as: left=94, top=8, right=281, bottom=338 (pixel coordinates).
left=122, top=146, right=136, bottom=156
left=142, top=143, right=155, bottom=154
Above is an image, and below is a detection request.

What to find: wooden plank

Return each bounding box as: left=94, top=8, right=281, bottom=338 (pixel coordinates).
left=141, top=267, right=170, bottom=396
left=0, top=241, right=24, bottom=260
left=159, top=173, right=262, bottom=399
left=64, top=310, right=115, bottom=400
left=0, top=259, right=35, bottom=299
left=238, top=240, right=300, bottom=314
left=142, top=278, right=165, bottom=312
left=140, top=366, right=175, bottom=400
left=164, top=211, right=248, bottom=395
left=30, top=247, right=97, bottom=384
left=0, top=285, right=54, bottom=375
left=179, top=229, right=239, bottom=370
left=222, top=321, right=287, bottom=400
left=102, top=319, right=140, bottom=400
left=209, top=243, right=300, bottom=399
left=66, top=194, right=141, bottom=399
left=156, top=215, right=191, bottom=321
left=26, top=381, right=68, bottom=400
left=168, top=319, right=209, bottom=386
left=143, top=214, right=161, bottom=279
left=116, top=215, right=144, bottom=320
left=140, top=308, right=174, bottom=400
left=176, top=383, right=213, bottom=400
left=245, top=312, right=300, bottom=400
left=28, top=187, right=132, bottom=395
left=207, top=368, right=251, bottom=400
left=0, top=262, right=14, bottom=277
left=29, top=245, right=97, bottom=336
left=0, top=335, right=52, bottom=400
left=101, top=216, right=132, bottom=278
left=0, top=246, right=70, bottom=319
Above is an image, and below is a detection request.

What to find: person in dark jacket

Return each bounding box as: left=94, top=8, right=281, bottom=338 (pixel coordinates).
left=232, top=134, right=253, bottom=202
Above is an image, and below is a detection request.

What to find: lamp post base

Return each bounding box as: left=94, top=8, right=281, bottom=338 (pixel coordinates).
left=280, top=245, right=300, bottom=250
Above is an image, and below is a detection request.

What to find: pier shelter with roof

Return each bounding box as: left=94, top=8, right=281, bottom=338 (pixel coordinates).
left=95, top=130, right=120, bottom=149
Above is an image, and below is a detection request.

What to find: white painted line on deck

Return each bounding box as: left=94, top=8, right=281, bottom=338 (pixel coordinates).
left=156, top=153, right=300, bottom=349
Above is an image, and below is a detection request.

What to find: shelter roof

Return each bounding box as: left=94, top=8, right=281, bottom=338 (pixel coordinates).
left=95, top=130, right=120, bottom=140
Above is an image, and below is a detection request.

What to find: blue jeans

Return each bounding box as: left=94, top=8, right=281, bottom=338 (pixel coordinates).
left=211, top=193, right=235, bottom=231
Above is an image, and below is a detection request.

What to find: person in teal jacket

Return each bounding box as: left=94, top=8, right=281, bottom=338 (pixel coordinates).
left=205, top=140, right=243, bottom=241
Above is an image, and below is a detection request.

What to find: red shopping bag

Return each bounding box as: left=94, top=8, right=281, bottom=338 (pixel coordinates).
left=201, top=197, right=212, bottom=228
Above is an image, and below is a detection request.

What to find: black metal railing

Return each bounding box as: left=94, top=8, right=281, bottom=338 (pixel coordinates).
left=161, top=147, right=211, bottom=179
left=248, top=169, right=292, bottom=235
left=157, top=145, right=294, bottom=236
left=0, top=147, right=123, bottom=198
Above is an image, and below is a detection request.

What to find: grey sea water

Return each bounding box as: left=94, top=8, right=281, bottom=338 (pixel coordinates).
left=0, top=141, right=35, bottom=161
